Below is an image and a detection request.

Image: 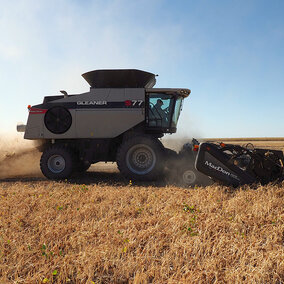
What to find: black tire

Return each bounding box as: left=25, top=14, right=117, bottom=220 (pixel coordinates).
left=116, top=136, right=164, bottom=181
left=40, top=145, right=74, bottom=180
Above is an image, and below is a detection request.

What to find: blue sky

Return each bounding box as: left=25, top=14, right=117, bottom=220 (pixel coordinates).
left=0, top=0, right=284, bottom=138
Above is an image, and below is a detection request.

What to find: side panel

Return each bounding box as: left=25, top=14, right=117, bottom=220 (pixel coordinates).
left=24, top=110, right=77, bottom=140
left=25, top=88, right=145, bottom=139
left=24, top=113, right=44, bottom=139
left=75, top=109, right=144, bottom=138
left=75, top=88, right=145, bottom=138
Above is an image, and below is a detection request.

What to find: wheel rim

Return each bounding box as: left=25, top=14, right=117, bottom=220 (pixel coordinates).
left=47, top=155, right=66, bottom=173
left=126, top=144, right=156, bottom=175
left=182, top=169, right=197, bottom=185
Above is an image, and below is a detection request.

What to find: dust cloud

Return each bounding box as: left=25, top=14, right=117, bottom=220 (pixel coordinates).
left=161, top=137, right=192, bottom=152
left=0, top=133, right=42, bottom=179
left=161, top=114, right=205, bottom=152
left=161, top=135, right=204, bottom=152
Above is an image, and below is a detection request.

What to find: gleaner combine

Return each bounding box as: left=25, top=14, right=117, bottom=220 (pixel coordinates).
left=17, top=69, right=284, bottom=187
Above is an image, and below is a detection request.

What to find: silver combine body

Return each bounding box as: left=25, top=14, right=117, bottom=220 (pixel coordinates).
left=18, top=69, right=197, bottom=184
left=23, top=70, right=190, bottom=140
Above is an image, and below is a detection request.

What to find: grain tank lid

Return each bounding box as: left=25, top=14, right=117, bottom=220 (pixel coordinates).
left=82, top=69, right=156, bottom=88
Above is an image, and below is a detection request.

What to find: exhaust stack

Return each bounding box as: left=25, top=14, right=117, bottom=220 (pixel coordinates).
left=17, top=123, right=26, bottom=133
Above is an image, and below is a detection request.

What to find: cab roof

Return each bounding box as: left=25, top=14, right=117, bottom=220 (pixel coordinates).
left=146, top=88, right=191, bottom=97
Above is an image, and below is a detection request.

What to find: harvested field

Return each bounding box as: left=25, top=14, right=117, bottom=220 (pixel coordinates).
left=0, top=139, right=283, bottom=283
left=0, top=180, right=284, bottom=283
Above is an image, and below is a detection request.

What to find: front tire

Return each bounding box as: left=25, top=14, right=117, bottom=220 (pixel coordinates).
left=40, top=145, right=74, bottom=180
left=116, top=136, right=164, bottom=181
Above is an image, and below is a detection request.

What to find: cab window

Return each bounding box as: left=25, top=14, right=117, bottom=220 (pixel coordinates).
left=147, top=93, right=174, bottom=128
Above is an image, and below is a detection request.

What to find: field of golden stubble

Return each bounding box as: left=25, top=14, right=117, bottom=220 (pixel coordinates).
left=0, top=178, right=283, bottom=283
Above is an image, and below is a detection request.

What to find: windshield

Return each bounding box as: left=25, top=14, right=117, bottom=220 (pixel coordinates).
left=171, top=97, right=183, bottom=127
left=147, top=93, right=183, bottom=130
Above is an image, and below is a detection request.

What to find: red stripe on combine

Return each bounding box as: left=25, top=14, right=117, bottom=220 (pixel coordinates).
left=29, top=108, right=47, bottom=114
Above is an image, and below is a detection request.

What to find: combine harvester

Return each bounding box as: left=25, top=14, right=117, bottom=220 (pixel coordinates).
left=17, top=69, right=284, bottom=187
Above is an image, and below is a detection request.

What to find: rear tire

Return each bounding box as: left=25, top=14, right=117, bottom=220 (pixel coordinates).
left=116, top=136, right=164, bottom=181
left=40, top=145, right=74, bottom=180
